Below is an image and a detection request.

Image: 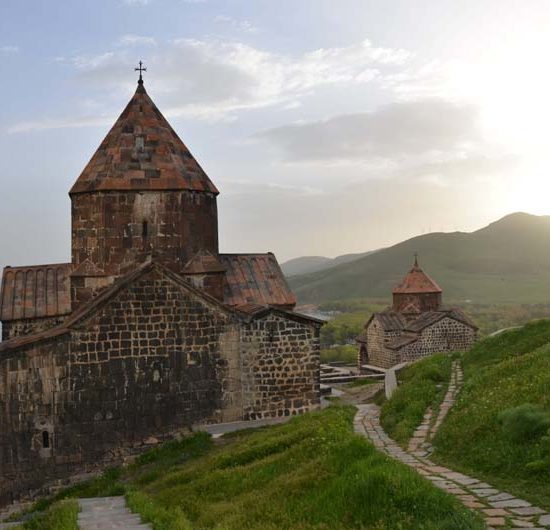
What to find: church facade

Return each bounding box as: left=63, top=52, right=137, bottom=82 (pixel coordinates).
left=357, top=257, right=477, bottom=369
left=0, top=77, right=322, bottom=506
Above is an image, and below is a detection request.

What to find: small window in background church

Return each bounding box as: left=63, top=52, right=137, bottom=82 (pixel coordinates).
left=142, top=220, right=148, bottom=238
left=42, top=431, right=50, bottom=449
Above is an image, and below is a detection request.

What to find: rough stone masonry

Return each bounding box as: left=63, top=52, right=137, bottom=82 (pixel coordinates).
left=0, top=76, right=322, bottom=507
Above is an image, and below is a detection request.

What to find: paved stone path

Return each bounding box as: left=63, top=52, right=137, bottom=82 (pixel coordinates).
left=407, top=360, right=463, bottom=456
left=354, top=360, right=550, bottom=530
left=78, top=497, right=152, bottom=530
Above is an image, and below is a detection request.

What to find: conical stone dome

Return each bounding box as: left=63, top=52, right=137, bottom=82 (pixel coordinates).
left=70, top=82, right=218, bottom=195
left=392, top=256, right=442, bottom=313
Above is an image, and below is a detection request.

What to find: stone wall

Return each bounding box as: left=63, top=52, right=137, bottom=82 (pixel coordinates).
left=241, top=313, right=320, bottom=420
left=0, top=269, right=321, bottom=507
left=1, top=316, right=66, bottom=342
left=0, top=269, right=236, bottom=506
left=398, top=317, right=476, bottom=363
left=71, top=190, right=219, bottom=280
left=363, top=319, right=401, bottom=368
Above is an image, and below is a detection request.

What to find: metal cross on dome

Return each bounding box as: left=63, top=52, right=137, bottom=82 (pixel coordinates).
left=135, top=61, right=147, bottom=84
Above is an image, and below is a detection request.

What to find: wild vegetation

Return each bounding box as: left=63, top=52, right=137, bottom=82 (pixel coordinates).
left=16, top=406, right=483, bottom=530
left=432, top=320, right=550, bottom=510
left=379, top=354, right=452, bottom=445
left=12, top=500, right=79, bottom=530
left=319, top=300, right=385, bottom=363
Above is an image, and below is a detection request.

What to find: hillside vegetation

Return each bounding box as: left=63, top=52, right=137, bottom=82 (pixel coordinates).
left=380, top=354, right=452, bottom=445
left=433, top=320, right=550, bottom=510
left=17, top=406, right=483, bottom=530
left=281, top=251, right=375, bottom=277
left=289, top=212, right=550, bottom=304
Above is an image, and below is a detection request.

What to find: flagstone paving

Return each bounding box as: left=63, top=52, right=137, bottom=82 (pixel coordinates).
left=355, top=360, right=550, bottom=530
left=77, top=497, right=152, bottom=530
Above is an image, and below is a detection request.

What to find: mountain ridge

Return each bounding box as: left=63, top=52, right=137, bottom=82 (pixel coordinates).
left=281, top=251, right=378, bottom=276
left=288, top=212, right=550, bottom=304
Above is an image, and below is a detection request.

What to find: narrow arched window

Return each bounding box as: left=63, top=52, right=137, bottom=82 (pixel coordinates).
left=42, top=431, right=50, bottom=449
left=142, top=220, right=148, bottom=239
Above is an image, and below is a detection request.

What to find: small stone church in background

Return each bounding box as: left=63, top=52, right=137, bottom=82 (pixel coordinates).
left=0, top=71, right=322, bottom=506
left=357, top=256, right=477, bottom=369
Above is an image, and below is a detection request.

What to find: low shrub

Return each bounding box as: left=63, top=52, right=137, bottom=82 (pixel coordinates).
left=15, top=499, right=79, bottom=530
left=320, top=344, right=357, bottom=364
left=498, top=404, right=550, bottom=442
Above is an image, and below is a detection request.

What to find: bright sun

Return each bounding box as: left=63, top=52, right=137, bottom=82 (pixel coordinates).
left=444, top=28, right=550, bottom=215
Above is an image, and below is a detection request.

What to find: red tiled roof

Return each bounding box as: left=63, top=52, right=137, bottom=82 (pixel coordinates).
left=0, top=263, right=72, bottom=322
left=393, top=257, right=442, bottom=294
left=219, top=253, right=296, bottom=309
left=69, top=82, right=218, bottom=195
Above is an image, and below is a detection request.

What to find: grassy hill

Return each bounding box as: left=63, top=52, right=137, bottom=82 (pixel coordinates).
left=13, top=406, right=482, bottom=530
left=281, top=251, right=376, bottom=277
left=289, top=212, right=550, bottom=304
left=432, top=320, right=550, bottom=510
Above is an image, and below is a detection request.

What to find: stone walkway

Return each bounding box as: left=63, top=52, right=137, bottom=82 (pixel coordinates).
left=407, top=360, right=463, bottom=456
left=354, top=360, right=550, bottom=530
left=78, top=497, right=152, bottom=530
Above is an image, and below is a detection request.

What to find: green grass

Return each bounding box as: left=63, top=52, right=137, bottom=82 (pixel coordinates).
left=320, top=344, right=357, bottom=364
left=126, top=405, right=481, bottom=530
left=12, top=499, right=79, bottom=530
left=380, top=354, right=453, bottom=445
left=462, top=318, right=550, bottom=373
left=433, top=319, right=550, bottom=510
left=320, top=306, right=386, bottom=347
left=23, top=406, right=483, bottom=530
left=345, top=377, right=381, bottom=388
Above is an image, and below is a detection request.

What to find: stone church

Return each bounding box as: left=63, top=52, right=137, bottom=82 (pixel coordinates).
left=0, top=75, right=322, bottom=506
left=357, top=257, right=477, bottom=369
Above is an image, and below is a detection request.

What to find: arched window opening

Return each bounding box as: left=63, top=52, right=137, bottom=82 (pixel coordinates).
left=42, top=431, right=50, bottom=449
left=142, top=220, right=149, bottom=239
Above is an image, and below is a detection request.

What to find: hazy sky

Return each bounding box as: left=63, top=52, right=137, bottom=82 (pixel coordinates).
left=1, top=0, right=549, bottom=269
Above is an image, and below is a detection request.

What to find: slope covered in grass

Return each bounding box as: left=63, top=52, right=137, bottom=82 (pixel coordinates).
left=433, top=320, right=550, bottom=509
left=380, top=354, right=452, bottom=445
left=21, top=406, right=483, bottom=530
left=13, top=500, right=78, bottom=530
left=126, top=405, right=481, bottom=530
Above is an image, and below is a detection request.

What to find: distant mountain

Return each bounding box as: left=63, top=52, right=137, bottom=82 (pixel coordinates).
left=288, top=212, right=550, bottom=305
left=281, top=251, right=378, bottom=277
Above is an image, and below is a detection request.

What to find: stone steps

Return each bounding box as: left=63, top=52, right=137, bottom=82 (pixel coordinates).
left=78, top=497, right=152, bottom=530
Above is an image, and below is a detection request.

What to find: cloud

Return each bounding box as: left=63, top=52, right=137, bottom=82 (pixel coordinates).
left=215, top=15, right=259, bottom=34
left=122, top=0, right=150, bottom=4
left=87, top=38, right=408, bottom=117
left=118, top=34, right=157, bottom=47
left=10, top=36, right=412, bottom=132
left=253, top=98, right=517, bottom=187
left=0, top=45, right=19, bottom=54
left=255, top=99, right=480, bottom=162
left=8, top=115, right=112, bottom=134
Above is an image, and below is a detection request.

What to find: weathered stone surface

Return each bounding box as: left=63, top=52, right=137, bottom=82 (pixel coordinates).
left=0, top=81, right=322, bottom=511
left=357, top=259, right=477, bottom=369
left=0, top=268, right=321, bottom=506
